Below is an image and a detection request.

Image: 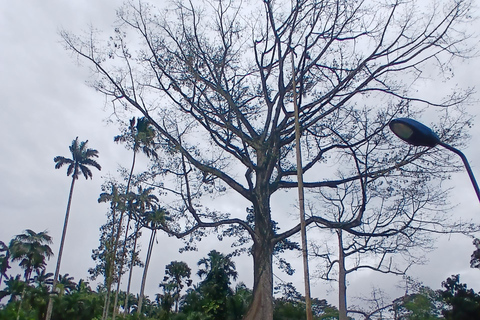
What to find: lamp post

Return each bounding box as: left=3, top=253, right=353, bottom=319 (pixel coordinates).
left=389, top=118, right=480, bottom=203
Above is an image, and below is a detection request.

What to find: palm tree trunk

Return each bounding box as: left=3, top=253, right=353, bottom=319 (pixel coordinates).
left=137, top=228, right=155, bottom=316
left=45, top=176, right=76, bottom=320
left=338, top=230, right=348, bottom=320
left=17, top=269, right=33, bottom=320
left=111, top=149, right=137, bottom=320
left=124, top=220, right=140, bottom=313
left=17, top=285, right=26, bottom=320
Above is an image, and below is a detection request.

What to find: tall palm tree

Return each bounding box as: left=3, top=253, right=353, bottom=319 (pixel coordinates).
left=137, top=206, right=168, bottom=316
left=9, top=229, right=53, bottom=320
left=124, top=186, right=158, bottom=313
left=97, top=182, right=124, bottom=319
left=46, top=137, right=101, bottom=320
left=111, top=117, right=157, bottom=320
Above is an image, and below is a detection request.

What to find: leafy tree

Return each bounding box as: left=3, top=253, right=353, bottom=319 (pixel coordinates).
left=470, top=237, right=480, bottom=269
left=47, top=137, right=101, bottom=320
left=161, top=261, right=192, bottom=313
left=196, top=250, right=238, bottom=320
left=0, top=241, right=10, bottom=285
left=62, top=0, right=475, bottom=318
left=440, top=274, right=480, bottom=320
left=392, top=287, right=443, bottom=320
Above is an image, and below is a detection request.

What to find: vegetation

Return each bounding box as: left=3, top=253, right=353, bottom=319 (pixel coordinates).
left=2, top=0, right=480, bottom=318
left=61, top=0, right=476, bottom=318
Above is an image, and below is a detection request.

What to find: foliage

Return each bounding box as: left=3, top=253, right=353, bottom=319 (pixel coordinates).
left=440, top=274, right=480, bottom=320
left=54, top=137, right=101, bottom=180
left=9, top=230, right=53, bottom=282
left=470, top=238, right=480, bottom=269
left=160, top=261, right=192, bottom=313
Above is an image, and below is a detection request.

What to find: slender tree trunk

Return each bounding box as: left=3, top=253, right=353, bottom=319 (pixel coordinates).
left=103, top=193, right=130, bottom=320
left=110, top=149, right=136, bottom=320
left=137, top=228, right=156, bottom=316
left=338, top=230, right=348, bottom=320
left=124, top=220, right=140, bottom=314
left=101, top=202, right=118, bottom=320
left=292, top=53, right=313, bottom=320
left=17, top=270, right=32, bottom=320
left=45, top=176, right=76, bottom=320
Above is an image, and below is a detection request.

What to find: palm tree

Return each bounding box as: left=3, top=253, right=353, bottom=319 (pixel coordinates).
left=46, top=137, right=101, bottom=320
left=0, top=275, right=25, bottom=303
left=9, top=229, right=53, bottom=320
left=162, top=261, right=192, bottom=313
left=110, top=117, right=157, bottom=320
left=32, top=270, right=54, bottom=289
left=197, top=250, right=238, bottom=320
left=97, top=182, right=124, bottom=318
left=9, top=230, right=53, bottom=284
left=197, top=250, right=238, bottom=285
left=137, top=206, right=168, bottom=316
left=124, top=186, right=158, bottom=313
left=57, top=273, right=76, bottom=295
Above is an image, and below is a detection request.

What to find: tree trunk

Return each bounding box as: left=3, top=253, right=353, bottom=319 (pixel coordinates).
left=137, top=229, right=156, bottom=316
left=244, top=190, right=274, bottom=320
left=45, top=176, right=76, bottom=320
left=111, top=148, right=136, bottom=320
left=124, top=220, right=140, bottom=313
left=101, top=201, right=118, bottom=320
left=244, top=239, right=273, bottom=320
left=338, top=230, right=348, bottom=320
left=17, top=270, right=32, bottom=320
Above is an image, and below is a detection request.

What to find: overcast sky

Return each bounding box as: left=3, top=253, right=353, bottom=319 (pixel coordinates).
left=1, top=0, right=480, bottom=311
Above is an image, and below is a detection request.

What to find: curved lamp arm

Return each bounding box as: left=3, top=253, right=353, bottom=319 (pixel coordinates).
left=438, top=141, right=480, bottom=203
left=390, top=118, right=480, bottom=203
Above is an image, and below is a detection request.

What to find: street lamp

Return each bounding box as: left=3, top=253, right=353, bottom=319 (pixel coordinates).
left=389, top=118, right=480, bottom=203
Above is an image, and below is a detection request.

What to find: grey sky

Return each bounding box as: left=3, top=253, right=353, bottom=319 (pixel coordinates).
left=1, top=0, right=480, bottom=311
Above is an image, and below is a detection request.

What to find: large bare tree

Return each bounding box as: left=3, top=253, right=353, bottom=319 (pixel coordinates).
left=62, top=0, right=475, bottom=318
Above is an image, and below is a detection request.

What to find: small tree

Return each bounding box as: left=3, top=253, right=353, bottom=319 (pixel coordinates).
left=161, top=261, right=192, bottom=313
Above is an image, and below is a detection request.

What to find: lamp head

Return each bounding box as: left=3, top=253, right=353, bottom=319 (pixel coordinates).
left=389, top=118, right=440, bottom=147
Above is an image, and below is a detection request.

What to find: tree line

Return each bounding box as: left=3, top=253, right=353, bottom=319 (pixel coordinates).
left=1, top=229, right=480, bottom=319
